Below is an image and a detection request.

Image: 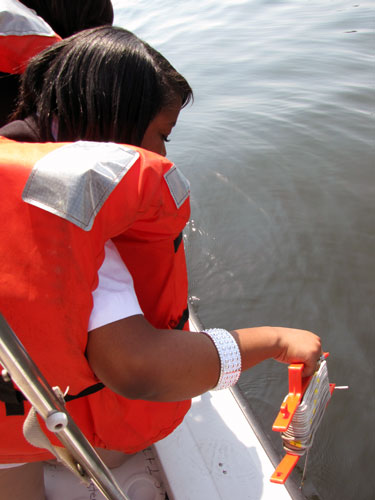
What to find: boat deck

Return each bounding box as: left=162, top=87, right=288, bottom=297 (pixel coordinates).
left=45, top=388, right=295, bottom=500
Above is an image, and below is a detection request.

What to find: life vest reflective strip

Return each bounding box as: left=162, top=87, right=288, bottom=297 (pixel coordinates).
left=0, top=138, right=191, bottom=462
left=0, top=0, right=61, bottom=74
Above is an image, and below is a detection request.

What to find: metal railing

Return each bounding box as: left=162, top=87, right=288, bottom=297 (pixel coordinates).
left=0, top=312, right=129, bottom=500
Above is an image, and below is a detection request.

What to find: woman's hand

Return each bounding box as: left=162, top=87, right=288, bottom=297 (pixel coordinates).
left=269, top=327, right=322, bottom=376
left=231, top=326, right=322, bottom=378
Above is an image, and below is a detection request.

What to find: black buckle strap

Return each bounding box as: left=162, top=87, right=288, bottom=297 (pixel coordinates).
left=0, top=377, right=104, bottom=416
left=0, top=378, right=25, bottom=416
left=175, top=306, right=189, bottom=330
left=173, top=232, right=183, bottom=253
left=64, top=383, right=104, bottom=402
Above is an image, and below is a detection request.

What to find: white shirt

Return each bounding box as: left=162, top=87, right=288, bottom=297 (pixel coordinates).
left=88, top=239, right=143, bottom=330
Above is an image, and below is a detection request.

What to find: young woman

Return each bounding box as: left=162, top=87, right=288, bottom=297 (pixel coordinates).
left=0, top=26, right=322, bottom=499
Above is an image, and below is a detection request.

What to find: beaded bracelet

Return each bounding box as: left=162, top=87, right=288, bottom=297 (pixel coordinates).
left=203, top=328, right=242, bottom=390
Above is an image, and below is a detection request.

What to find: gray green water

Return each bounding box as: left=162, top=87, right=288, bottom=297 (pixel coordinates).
left=114, top=1, right=374, bottom=498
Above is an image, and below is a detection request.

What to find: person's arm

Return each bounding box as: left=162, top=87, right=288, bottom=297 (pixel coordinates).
left=86, top=314, right=322, bottom=402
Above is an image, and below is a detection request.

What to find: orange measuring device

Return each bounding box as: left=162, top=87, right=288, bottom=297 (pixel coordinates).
left=270, top=353, right=335, bottom=484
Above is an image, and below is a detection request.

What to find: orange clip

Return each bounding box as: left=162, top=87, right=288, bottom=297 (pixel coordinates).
left=271, top=454, right=300, bottom=484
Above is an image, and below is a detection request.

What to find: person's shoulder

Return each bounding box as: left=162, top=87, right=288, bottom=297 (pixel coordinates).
left=0, top=117, right=40, bottom=142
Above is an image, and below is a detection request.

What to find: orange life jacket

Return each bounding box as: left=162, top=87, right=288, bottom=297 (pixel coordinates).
left=0, top=138, right=191, bottom=463
left=0, top=0, right=61, bottom=74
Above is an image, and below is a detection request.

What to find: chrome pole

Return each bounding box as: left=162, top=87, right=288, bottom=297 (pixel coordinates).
left=0, top=313, right=130, bottom=500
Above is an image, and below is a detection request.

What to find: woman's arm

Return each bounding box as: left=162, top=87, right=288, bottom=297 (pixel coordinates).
left=86, top=314, right=322, bottom=402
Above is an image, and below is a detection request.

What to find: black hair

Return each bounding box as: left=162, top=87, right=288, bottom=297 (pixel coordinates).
left=12, top=40, right=69, bottom=121
left=20, top=0, right=114, bottom=38
left=13, top=26, right=193, bottom=144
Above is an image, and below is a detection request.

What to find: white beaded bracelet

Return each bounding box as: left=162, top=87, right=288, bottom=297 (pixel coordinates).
left=203, top=328, right=242, bottom=390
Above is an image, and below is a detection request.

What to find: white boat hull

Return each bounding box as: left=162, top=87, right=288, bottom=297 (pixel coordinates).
left=45, top=389, right=294, bottom=500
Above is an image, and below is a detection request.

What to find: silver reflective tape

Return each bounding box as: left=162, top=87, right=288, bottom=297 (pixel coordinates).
left=22, top=141, right=139, bottom=231
left=0, top=0, right=56, bottom=36
left=164, top=166, right=190, bottom=209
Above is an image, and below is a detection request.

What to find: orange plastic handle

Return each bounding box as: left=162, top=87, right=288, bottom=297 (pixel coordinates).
left=270, top=453, right=300, bottom=484
left=272, top=364, right=312, bottom=432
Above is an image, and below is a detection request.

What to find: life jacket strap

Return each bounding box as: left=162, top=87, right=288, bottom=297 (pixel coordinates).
left=0, top=377, right=24, bottom=415
left=0, top=378, right=105, bottom=416
left=174, top=232, right=183, bottom=252
left=175, top=306, right=189, bottom=330
left=64, top=383, right=105, bottom=402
